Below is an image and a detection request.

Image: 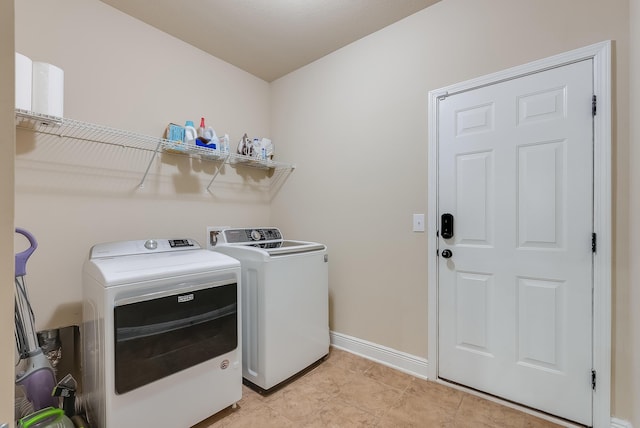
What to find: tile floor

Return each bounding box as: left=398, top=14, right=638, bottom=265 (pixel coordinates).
left=193, top=348, right=565, bottom=428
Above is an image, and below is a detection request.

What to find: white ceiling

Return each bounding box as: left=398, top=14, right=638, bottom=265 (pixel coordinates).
left=99, top=0, right=441, bottom=82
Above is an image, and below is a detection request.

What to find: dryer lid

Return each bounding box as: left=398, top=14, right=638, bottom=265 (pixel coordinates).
left=84, top=240, right=240, bottom=286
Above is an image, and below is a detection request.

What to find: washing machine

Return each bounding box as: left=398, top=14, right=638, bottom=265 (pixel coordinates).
left=207, top=227, right=329, bottom=392
left=82, top=238, right=242, bottom=428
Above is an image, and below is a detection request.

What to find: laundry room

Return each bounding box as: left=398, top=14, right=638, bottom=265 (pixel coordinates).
left=2, top=0, right=640, bottom=427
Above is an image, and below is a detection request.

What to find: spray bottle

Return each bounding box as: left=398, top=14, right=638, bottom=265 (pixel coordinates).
left=198, top=117, right=206, bottom=139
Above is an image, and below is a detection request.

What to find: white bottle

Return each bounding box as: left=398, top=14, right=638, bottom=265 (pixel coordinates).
left=221, top=134, right=230, bottom=155
left=253, top=138, right=262, bottom=159
left=184, top=121, right=197, bottom=148
left=203, top=126, right=218, bottom=149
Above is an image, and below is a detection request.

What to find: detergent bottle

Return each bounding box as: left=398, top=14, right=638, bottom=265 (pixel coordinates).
left=184, top=120, right=197, bottom=148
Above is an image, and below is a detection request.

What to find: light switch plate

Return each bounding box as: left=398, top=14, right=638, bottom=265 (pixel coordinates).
left=413, top=214, right=425, bottom=232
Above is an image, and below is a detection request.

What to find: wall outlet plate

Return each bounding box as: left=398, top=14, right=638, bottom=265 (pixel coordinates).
left=206, top=226, right=231, bottom=248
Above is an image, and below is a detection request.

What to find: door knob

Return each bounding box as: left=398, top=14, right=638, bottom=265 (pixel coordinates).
left=441, top=249, right=453, bottom=259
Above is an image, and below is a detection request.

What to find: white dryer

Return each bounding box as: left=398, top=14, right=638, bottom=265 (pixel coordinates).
left=82, top=238, right=242, bottom=428
left=207, top=227, right=329, bottom=392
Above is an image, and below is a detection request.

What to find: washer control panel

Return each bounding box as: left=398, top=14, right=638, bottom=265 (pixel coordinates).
left=222, top=228, right=282, bottom=244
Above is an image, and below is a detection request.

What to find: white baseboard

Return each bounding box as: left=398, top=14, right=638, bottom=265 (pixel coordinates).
left=329, top=331, right=428, bottom=379
left=611, top=418, right=634, bottom=428
left=329, top=330, right=630, bottom=428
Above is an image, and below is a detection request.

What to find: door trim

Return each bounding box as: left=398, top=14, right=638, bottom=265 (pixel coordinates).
left=427, top=41, right=611, bottom=427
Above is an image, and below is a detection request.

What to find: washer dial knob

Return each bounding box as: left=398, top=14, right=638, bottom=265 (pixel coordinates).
left=250, top=229, right=262, bottom=241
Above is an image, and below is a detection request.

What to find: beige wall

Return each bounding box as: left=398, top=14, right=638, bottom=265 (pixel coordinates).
left=7, top=0, right=639, bottom=426
left=1, top=1, right=15, bottom=425
left=270, top=0, right=635, bottom=424
left=627, top=0, right=640, bottom=425
left=14, top=0, right=273, bottom=330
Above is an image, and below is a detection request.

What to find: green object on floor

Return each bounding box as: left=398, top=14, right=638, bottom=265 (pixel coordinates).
left=18, top=407, right=74, bottom=428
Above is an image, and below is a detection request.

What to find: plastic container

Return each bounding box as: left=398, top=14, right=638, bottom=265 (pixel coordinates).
left=198, top=117, right=206, bottom=138
left=184, top=121, right=197, bottom=148
left=220, top=134, right=230, bottom=155
left=203, top=126, right=217, bottom=142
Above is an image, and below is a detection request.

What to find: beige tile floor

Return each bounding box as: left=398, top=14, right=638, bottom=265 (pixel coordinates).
left=193, top=348, right=565, bottom=428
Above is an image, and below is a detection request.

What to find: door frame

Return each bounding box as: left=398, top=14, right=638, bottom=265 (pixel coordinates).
left=427, top=41, right=611, bottom=427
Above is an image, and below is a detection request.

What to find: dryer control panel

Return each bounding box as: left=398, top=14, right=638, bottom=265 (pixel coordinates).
left=90, top=238, right=200, bottom=259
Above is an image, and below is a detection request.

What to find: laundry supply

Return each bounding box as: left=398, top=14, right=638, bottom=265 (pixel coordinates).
left=196, top=117, right=219, bottom=148
left=204, top=126, right=217, bottom=142
left=166, top=123, right=185, bottom=143
left=220, top=134, right=230, bottom=155
left=253, top=138, right=264, bottom=159
left=261, top=138, right=274, bottom=160
left=196, top=137, right=217, bottom=150
left=164, top=123, right=191, bottom=153
left=198, top=117, right=207, bottom=138
left=184, top=121, right=197, bottom=147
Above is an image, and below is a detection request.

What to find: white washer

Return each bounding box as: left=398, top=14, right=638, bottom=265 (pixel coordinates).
left=207, top=227, right=329, bottom=392
left=82, top=238, right=242, bottom=428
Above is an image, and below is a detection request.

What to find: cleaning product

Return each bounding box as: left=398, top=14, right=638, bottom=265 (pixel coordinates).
left=261, top=138, right=274, bottom=160
left=197, top=117, right=218, bottom=148
left=184, top=120, right=197, bottom=148
left=204, top=126, right=217, bottom=143
left=165, top=123, right=185, bottom=143
left=220, top=134, right=230, bottom=155
left=198, top=117, right=206, bottom=139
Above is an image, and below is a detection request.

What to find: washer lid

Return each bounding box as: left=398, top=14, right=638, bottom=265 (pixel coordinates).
left=215, top=240, right=326, bottom=259
left=211, top=228, right=326, bottom=256
left=249, top=240, right=325, bottom=255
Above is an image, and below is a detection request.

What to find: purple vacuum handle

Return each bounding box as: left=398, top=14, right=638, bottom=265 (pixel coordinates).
left=20, top=367, right=58, bottom=411
left=15, top=227, right=37, bottom=277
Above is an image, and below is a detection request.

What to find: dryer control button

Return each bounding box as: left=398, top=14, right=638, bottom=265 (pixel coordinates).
left=144, top=239, right=158, bottom=250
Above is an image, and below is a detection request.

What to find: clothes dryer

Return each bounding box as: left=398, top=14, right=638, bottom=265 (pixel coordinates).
left=82, top=238, right=241, bottom=428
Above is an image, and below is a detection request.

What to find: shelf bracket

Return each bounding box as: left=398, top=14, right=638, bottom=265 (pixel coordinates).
left=139, top=139, right=163, bottom=188
left=205, top=154, right=231, bottom=193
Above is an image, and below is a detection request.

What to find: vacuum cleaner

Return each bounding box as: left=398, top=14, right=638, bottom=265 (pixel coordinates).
left=14, top=228, right=58, bottom=411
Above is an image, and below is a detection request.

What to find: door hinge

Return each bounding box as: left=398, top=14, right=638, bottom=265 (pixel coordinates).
left=592, top=369, right=596, bottom=390
left=592, top=233, right=597, bottom=253
left=592, top=95, right=597, bottom=116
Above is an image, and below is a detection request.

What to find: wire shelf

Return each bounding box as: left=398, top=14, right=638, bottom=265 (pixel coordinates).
left=16, top=109, right=160, bottom=152
left=15, top=109, right=295, bottom=188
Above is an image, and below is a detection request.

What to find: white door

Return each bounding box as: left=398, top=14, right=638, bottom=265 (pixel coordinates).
left=437, top=59, right=593, bottom=425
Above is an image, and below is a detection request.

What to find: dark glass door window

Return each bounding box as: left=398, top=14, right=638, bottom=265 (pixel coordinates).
left=114, top=283, right=237, bottom=394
